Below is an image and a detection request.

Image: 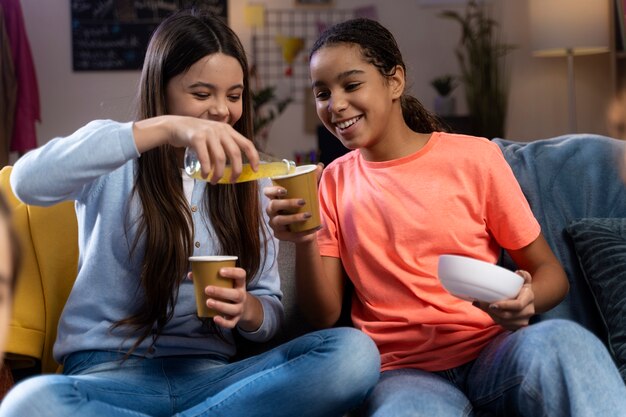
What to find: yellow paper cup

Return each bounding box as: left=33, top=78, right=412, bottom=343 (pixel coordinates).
left=189, top=256, right=237, bottom=317
left=272, top=165, right=321, bottom=232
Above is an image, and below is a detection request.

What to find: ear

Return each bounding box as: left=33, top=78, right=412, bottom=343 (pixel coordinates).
left=389, top=65, right=405, bottom=100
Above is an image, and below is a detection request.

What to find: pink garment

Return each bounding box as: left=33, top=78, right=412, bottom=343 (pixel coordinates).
left=1, top=0, right=39, bottom=153
left=317, top=132, right=541, bottom=372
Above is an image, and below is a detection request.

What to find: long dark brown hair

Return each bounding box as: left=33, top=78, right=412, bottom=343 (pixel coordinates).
left=311, top=18, right=449, bottom=134
left=115, top=9, right=266, bottom=354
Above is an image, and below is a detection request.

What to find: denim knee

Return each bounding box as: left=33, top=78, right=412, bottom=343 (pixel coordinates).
left=524, top=319, right=609, bottom=361
left=314, top=327, right=380, bottom=402
left=510, top=320, right=626, bottom=416
left=0, top=374, right=74, bottom=417
left=514, top=319, right=620, bottom=388
left=333, top=327, right=380, bottom=381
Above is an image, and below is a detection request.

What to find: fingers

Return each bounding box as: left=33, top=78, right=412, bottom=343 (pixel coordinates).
left=264, top=186, right=295, bottom=223
left=516, top=269, right=532, bottom=285
left=204, top=267, right=246, bottom=328
left=264, top=188, right=318, bottom=242
left=209, top=127, right=259, bottom=182
left=487, top=287, right=535, bottom=318
left=263, top=185, right=287, bottom=200
left=181, top=118, right=258, bottom=183
left=194, top=142, right=214, bottom=180
left=236, top=136, right=260, bottom=172
left=488, top=269, right=533, bottom=311
left=203, top=130, right=241, bottom=183
left=473, top=300, right=533, bottom=331
left=472, top=269, right=536, bottom=331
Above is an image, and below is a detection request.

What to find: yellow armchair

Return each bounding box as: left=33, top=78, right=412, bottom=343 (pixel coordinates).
left=0, top=166, right=78, bottom=374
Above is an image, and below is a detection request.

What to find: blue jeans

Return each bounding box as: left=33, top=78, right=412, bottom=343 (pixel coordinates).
left=362, top=320, right=626, bottom=417
left=0, top=327, right=379, bottom=417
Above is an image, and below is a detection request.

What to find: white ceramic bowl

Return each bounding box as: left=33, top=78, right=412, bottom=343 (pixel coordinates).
left=437, top=254, right=524, bottom=303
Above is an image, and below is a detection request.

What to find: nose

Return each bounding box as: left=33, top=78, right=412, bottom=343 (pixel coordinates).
left=328, top=94, right=348, bottom=114
left=207, top=97, right=229, bottom=122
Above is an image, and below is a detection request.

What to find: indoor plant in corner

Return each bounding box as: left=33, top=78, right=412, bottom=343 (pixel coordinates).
left=251, top=86, right=292, bottom=152
left=439, top=0, right=515, bottom=139
left=430, top=74, right=458, bottom=117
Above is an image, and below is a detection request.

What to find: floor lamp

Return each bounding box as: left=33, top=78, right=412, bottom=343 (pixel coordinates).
left=528, top=0, right=610, bottom=133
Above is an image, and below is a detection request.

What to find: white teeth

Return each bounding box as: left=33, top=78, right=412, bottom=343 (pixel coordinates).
left=336, top=116, right=361, bottom=129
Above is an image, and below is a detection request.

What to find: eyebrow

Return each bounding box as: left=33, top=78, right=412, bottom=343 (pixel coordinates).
left=311, top=69, right=366, bottom=89
left=188, top=81, right=244, bottom=91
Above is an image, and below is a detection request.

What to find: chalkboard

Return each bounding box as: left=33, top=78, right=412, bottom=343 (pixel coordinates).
left=71, top=0, right=228, bottom=71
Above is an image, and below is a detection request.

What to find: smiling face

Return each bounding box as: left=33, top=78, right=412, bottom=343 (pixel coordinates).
left=166, top=52, right=244, bottom=125
left=310, top=44, right=404, bottom=159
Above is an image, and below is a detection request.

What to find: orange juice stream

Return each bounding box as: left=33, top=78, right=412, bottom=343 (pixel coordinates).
left=184, top=147, right=296, bottom=184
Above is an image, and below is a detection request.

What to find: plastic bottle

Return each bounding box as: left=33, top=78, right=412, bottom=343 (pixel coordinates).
left=184, top=147, right=296, bottom=183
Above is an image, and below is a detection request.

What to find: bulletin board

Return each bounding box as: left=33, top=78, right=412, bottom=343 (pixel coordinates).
left=252, top=8, right=356, bottom=102
left=70, top=0, right=228, bottom=71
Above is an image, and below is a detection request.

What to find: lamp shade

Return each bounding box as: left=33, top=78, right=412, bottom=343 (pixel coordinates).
left=529, top=0, right=610, bottom=57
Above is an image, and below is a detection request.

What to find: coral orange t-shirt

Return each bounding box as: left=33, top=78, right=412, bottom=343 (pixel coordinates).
left=316, top=132, right=541, bottom=372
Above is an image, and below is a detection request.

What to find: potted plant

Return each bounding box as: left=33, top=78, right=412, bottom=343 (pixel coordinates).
left=430, top=74, right=458, bottom=116
left=251, top=86, right=292, bottom=151
left=439, top=0, right=515, bottom=138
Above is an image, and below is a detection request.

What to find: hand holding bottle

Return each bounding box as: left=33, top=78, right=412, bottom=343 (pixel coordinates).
left=184, top=147, right=295, bottom=184
left=132, top=115, right=260, bottom=183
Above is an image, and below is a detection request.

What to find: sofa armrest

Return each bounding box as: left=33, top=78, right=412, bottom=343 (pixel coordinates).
left=0, top=167, right=46, bottom=369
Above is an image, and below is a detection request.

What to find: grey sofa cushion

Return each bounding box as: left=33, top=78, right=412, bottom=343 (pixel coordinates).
left=493, top=135, right=626, bottom=339
left=235, top=240, right=353, bottom=359
left=234, top=241, right=315, bottom=359
left=566, top=218, right=626, bottom=383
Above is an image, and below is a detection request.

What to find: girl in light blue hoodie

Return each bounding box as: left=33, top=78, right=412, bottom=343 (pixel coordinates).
left=0, top=9, right=379, bottom=417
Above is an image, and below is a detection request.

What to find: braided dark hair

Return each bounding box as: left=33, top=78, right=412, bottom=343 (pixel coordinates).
left=311, top=18, right=449, bottom=133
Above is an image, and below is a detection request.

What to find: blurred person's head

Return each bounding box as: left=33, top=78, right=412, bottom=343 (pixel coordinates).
left=607, top=91, right=626, bottom=141
left=0, top=192, right=20, bottom=362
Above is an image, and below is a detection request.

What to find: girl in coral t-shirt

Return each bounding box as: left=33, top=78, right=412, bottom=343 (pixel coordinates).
left=265, top=17, right=626, bottom=417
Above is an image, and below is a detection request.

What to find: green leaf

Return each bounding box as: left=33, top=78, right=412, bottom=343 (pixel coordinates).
left=251, top=86, right=293, bottom=135
left=438, top=0, right=515, bottom=138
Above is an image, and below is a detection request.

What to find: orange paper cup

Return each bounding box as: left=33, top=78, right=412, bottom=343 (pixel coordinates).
left=272, top=165, right=321, bottom=232
left=189, top=256, right=237, bottom=317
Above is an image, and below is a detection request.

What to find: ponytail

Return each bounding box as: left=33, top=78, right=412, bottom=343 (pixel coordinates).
left=401, top=95, right=451, bottom=133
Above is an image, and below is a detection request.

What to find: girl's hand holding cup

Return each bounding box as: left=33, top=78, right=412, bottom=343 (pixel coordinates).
left=264, top=163, right=324, bottom=243
left=188, top=256, right=248, bottom=329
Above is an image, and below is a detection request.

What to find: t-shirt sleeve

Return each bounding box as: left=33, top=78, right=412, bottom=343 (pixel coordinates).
left=316, top=168, right=341, bottom=258
left=483, top=142, right=540, bottom=250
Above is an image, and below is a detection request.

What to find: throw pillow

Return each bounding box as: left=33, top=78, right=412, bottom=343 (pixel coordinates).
left=566, top=218, right=626, bottom=383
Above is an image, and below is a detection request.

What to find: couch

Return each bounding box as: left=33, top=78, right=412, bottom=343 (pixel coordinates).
left=494, top=134, right=626, bottom=384
left=1, top=133, right=626, bottom=395
left=0, top=166, right=77, bottom=376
